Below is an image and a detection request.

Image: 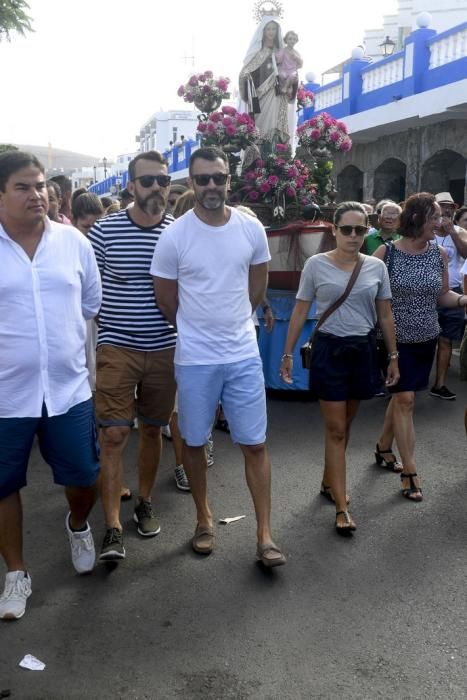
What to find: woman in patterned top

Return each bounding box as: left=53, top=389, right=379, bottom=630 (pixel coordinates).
left=373, top=192, right=467, bottom=501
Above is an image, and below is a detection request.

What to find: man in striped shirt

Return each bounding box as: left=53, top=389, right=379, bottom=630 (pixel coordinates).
left=88, top=151, right=177, bottom=562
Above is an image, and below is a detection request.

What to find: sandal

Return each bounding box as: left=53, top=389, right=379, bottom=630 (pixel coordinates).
left=120, top=488, right=132, bottom=501
left=256, top=542, right=286, bottom=568
left=335, top=510, right=356, bottom=534
left=192, top=524, right=215, bottom=555
left=320, top=483, right=350, bottom=506
left=400, top=472, right=423, bottom=502
left=375, top=443, right=403, bottom=473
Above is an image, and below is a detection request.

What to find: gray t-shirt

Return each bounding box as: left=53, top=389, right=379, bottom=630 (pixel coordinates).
left=297, top=253, right=392, bottom=337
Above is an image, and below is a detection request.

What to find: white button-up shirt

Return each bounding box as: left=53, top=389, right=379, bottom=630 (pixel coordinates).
left=0, top=218, right=102, bottom=417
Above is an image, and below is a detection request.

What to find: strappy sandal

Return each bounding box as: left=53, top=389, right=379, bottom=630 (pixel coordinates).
left=335, top=510, right=357, bottom=535
left=400, top=472, right=423, bottom=502
left=320, top=483, right=350, bottom=505
left=375, top=443, right=403, bottom=472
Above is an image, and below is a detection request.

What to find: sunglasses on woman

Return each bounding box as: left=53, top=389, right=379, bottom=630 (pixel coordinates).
left=191, top=173, right=229, bottom=186
left=337, top=225, right=369, bottom=236
left=134, top=174, right=172, bottom=188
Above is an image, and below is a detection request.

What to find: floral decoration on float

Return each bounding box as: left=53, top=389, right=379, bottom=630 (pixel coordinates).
left=197, top=106, right=260, bottom=151
left=297, top=112, right=352, bottom=154
left=296, top=85, right=315, bottom=111
left=177, top=71, right=230, bottom=113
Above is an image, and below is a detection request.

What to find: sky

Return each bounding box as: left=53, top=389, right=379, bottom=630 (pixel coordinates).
left=0, top=0, right=398, bottom=159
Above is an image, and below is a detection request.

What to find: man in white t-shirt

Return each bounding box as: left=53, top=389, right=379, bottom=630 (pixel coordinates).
left=151, top=146, right=286, bottom=568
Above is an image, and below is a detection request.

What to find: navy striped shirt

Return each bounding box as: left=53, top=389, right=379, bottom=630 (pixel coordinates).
left=88, top=209, right=177, bottom=351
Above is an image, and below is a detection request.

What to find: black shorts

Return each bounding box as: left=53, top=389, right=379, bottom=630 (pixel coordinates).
left=310, top=331, right=378, bottom=402
left=388, top=338, right=438, bottom=394
left=438, top=305, right=465, bottom=341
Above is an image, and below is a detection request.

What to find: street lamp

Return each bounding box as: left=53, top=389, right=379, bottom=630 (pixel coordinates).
left=379, top=36, right=396, bottom=57
left=103, top=156, right=108, bottom=179
left=93, top=165, right=97, bottom=184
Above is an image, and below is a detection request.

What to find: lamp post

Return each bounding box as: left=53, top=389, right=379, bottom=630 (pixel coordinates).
left=379, top=36, right=396, bottom=57
left=103, top=156, right=108, bottom=179
left=93, top=165, right=97, bottom=184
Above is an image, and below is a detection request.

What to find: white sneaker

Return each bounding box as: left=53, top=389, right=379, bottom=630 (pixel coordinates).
left=0, top=571, right=32, bottom=620
left=65, top=513, right=96, bottom=574
left=162, top=424, right=172, bottom=439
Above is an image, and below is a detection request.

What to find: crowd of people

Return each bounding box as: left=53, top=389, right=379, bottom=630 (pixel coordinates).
left=0, top=145, right=466, bottom=621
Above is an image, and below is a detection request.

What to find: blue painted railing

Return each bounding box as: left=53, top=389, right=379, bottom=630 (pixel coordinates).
left=298, top=20, right=467, bottom=124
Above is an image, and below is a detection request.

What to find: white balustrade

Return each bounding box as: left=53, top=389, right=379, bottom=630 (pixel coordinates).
left=362, top=57, right=404, bottom=93
left=430, top=28, right=467, bottom=69
left=314, top=84, right=342, bottom=110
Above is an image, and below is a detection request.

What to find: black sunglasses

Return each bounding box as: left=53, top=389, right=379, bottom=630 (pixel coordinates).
left=134, top=174, right=171, bottom=188
left=192, top=173, right=229, bottom=186
left=337, top=225, right=368, bottom=236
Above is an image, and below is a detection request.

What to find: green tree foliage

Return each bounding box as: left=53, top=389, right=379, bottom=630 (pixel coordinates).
left=0, top=143, right=19, bottom=153
left=0, top=0, right=33, bottom=42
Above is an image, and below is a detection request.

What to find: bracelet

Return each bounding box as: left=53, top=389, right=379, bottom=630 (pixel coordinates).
left=281, top=353, right=293, bottom=360
left=457, top=294, right=466, bottom=307
left=387, top=351, right=399, bottom=360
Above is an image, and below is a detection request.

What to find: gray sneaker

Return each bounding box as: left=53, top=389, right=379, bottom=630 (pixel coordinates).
left=0, top=571, right=32, bottom=620
left=99, top=528, right=126, bottom=561
left=133, top=500, right=161, bottom=537
left=174, top=464, right=190, bottom=491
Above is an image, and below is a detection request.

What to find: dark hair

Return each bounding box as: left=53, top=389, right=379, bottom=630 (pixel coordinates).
left=189, top=146, right=228, bottom=176
left=128, top=150, right=167, bottom=181
left=49, top=174, right=72, bottom=194
left=454, top=206, right=467, bottom=225
left=0, top=150, right=44, bottom=191
left=173, top=190, right=196, bottom=218
left=100, top=196, right=113, bottom=209
left=72, top=192, right=104, bottom=221
left=333, top=201, right=368, bottom=227
left=71, top=187, right=87, bottom=205
left=46, top=179, right=61, bottom=199
left=399, top=192, right=437, bottom=239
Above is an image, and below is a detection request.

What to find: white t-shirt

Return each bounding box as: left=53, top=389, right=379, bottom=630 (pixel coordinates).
left=151, top=208, right=271, bottom=365
left=435, top=227, right=464, bottom=288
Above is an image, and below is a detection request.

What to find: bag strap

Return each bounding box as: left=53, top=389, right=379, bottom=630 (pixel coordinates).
left=313, top=254, right=365, bottom=336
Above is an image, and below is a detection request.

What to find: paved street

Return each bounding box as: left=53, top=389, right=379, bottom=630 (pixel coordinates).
left=1, top=365, right=466, bottom=700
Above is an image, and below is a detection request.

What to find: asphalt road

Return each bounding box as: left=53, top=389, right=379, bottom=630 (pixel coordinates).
left=1, top=365, right=466, bottom=700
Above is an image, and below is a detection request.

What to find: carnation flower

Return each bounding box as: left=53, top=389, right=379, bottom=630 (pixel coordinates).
left=248, top=191, right=260, bottom=201
left=178, top=72, right=230, bottom=111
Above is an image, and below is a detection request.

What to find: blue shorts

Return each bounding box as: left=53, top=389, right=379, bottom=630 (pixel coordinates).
left=175, top=357, right=267, bottom=446
left=438, top=304, right=465, bottom=341
left=388, top=338, right=438, bottom=393
left=0, top=399, right=100, bottom=500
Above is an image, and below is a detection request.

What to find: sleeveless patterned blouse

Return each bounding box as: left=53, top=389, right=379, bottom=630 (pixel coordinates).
left=385, top=242, right=444, bottom=343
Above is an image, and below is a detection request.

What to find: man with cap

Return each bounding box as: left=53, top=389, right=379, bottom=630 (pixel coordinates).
left=431, top=192, right=467, bottom=400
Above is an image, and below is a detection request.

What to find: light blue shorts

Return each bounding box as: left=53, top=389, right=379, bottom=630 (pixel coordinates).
left=175, top=357, right=267, bottom=447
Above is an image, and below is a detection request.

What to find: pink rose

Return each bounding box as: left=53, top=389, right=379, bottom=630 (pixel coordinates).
left=217, top=79, right=229, bottom=91
left=177, top=86, right=185, bottom=96
left=268, top=175, right=279, bottom=186
left=248, top=191, right=260, bottom=201
left=336, top=120, right=348, bottom=134
left=310, top=129, right=321, bottom=140
left=340, top=139, right=352, bottom=151
left=185, top=92, right=194, bottom=102
left=188, top=75, right=198, bottom=87
left=204, top=70, right=213, bottom=79
left=202, top=85, right=211, bottom=94
left=275, top=143, right=287, bottom=153
left=259, top=182, right=271, bottom=193
left=255, top=159, right=265, bottom=168
left=206, top=122, right=216, bottom=134
left=210, top=112, right=222, bottom=122
left=286, top=187, right=296, bottom=198
left=222, top=117, right=232, bottom=126
left=330, top=131, right=341, bottom=143
left=222, top=105, right=236, bottom=116
left=244, top=170, right=257, bottom=181
left=225, top=125, right=237, bottom=136
left=197, top=122, right=207, bottom=133
left=275, top=158, right=285, bottom=166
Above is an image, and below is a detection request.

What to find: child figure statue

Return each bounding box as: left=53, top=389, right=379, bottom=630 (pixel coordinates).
left=275, top=31, right=303, bottom=102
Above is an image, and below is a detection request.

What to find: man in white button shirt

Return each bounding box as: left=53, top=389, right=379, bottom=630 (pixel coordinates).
left=0, top=151, right=102, bottom=620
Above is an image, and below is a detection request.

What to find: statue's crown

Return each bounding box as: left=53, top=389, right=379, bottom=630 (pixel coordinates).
left=253, top=0, right=284, bottom=22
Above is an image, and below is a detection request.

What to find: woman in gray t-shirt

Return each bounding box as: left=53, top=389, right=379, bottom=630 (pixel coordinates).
left=279, top=202, right=399, bottom=535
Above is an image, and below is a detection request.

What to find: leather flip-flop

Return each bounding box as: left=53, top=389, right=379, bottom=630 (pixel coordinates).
left=192, top=524, right=214, bottom=555
left=257, top=542, right=287, bottom=568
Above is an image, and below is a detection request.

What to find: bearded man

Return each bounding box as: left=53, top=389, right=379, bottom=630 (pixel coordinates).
left=88, top=151, right=177, bottom=562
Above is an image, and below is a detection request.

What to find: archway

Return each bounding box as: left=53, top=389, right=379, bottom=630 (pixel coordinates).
left=421, top=150, right=466, bottom=205
left=374, top=158, right=406, bottom=203
left=336, top=165, right=363, bottom=202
